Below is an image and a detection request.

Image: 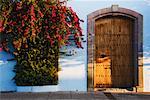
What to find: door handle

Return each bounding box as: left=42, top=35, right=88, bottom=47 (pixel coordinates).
left=104, top=67, right=111, bottom=69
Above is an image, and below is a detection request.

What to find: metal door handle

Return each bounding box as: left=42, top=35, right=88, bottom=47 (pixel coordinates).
left=105, top=67, right=111, bottom=69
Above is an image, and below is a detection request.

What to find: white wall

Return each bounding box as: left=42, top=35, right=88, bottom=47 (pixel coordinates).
left=58, top=43, right=87, bottom=91
left=143, top=58, right=150, bottom=92
left=0, top=42, right=87, bottom=92
left=0, top=51, right=16, bottom=92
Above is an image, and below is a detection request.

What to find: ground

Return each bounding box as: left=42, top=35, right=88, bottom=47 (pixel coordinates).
left=1, top=92, right=150, bottom=100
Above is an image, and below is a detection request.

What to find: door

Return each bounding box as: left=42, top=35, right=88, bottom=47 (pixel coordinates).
left=94, top=16, right=134, bottom=88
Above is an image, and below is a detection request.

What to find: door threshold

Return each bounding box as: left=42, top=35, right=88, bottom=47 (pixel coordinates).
left=94, top=87, right=136, bottom=92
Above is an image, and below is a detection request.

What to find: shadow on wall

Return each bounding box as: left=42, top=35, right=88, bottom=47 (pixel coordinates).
left=0, top=43, right=87, bottom=92
left=0, top=51, right=16, bottom=92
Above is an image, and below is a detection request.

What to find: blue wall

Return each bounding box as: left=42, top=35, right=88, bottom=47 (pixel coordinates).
left=0, top=51, right=16, bottom=91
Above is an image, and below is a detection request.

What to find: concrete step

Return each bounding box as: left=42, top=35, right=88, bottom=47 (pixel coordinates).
left=0, top=91, right=150, bottom=100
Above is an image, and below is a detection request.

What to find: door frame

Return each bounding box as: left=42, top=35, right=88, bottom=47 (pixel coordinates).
left=87, top=5, right=143, bottom=92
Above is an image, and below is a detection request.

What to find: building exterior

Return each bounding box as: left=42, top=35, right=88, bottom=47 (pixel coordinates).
left=87, top=5, right=143, bottom=92
left=1, top=4, right=149, bottom=92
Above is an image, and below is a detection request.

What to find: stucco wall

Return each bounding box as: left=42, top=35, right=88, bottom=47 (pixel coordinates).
left=0, top=51, right=16, bottom=91
left=0, top=42, right=87, bottom=92
left=143, top=58, right=150, bottom=92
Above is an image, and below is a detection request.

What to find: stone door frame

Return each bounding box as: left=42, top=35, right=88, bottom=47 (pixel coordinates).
left=87, top=5, right=143, bottom=92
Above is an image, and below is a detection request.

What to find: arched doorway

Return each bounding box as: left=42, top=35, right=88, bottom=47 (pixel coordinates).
left=87, top=5, right=143, bottom=92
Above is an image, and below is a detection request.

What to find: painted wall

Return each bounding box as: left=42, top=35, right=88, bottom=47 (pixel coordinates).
left=143, top=58, right=150, bottom=92
left=0, top=42, right=87, bottom=92
left=0, top=51, right=16, bottom=91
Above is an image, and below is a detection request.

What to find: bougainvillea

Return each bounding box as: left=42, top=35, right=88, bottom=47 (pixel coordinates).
left=0, top=0, right=83, bottom=86
left=1, top=0, right=83, bottom=50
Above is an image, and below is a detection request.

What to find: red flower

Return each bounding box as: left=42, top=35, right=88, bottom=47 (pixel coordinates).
left=16, top=2, right=22, bottom=10
left=45, top=26, right=48, bottom=31
left=1, top=1, right=83, bottom=49
left=18, top=28, right=21, bottom=32
left=69, top=7, right=73, bottom=12
left=38, top=9, right=44, bottom=18
left=9, top=21, right=17, bottom=26
left=32, top=29, right=36, bottom=37
left=0, top=18, right=5, bottom=32
left=56, top=34, right=62, bottom=41
left=24, top=28, right=29, bottom=37
left=74, top=33, right=78, bottom=38
left=22, top=21, right=25, bottom=27
left=47, top=35, right=55, bottom=46
left=66, top=23, right=72, bottom=28
left=0, top=47, right=3, bottom=52
left=52, top=9, right=56, bottom=17
left=0, top=20, right=4, bottom=27
left=74, top=16, right=78, bottom=22
left=47, top=35, right=50, bottom=39
left=22, top=15, right=28, bottom=21
left=56, top=28, right=60, bottom=33
left=31, top=21, right=35, bottom=27
left=75, top=23, right=79, bottom=28
left=0, top=27, right=4, bottom=32
left=31, top=5, right=35, bottom=17
left=76, top=42, right=83, bottom=49
left=52, top=19, right=56, bottom=22
left=31, top=16, right=36, bottom=22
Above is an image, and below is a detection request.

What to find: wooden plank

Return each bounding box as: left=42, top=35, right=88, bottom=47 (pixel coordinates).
left=94, top=16, right=134, bottom=88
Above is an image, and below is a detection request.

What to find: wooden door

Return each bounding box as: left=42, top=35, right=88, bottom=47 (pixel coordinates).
left=94, top=16, right=134, bottom=88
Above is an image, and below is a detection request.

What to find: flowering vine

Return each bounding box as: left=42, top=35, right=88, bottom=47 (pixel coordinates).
left=0, top=0, right=83, bottom=86
left=0, top=0, right=83, bottom=54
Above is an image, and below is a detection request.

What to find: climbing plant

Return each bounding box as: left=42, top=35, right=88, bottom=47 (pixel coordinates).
left=0, top=0, right=83, bottom=86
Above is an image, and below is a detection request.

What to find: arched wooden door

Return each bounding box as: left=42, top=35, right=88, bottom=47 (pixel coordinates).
left=94, top=16, right=134, bottom=88
left=87, top=5, right=143, bottom=91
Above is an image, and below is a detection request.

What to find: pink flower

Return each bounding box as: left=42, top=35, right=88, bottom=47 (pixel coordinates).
left=69, top=7, right=73, bottom=12
left=22, top=15, right=28, bottom=20
left=56, top=34, right=62, bottom=41
left=47, top=35, right=50, bottom=39
left=74, top=16, right=78, bottom=22
left=31, top=5, right=35, bottom=17
left=47, top=35, right=54, bottom=46
left=16, top=2, right=22, bottom=10
left=45, top=26, right=48, bottom=31
left=0, top=20, right=4, bottom=27
left=8, top=21, right=17, bottom=26
left=0, top=27, right=4, bottom=32
left=0, top=47, right=3, bottom=52
left=31, top=16, right=36, bottom=22
left=22, top=21, right=25, bottom=27
left=18, top=28, right=21, bottom=32
left=52, top=9, right=56, bottom=17
left=31, top=21, right=35, bottom=27
left=45, top=26, right=48, bottom=29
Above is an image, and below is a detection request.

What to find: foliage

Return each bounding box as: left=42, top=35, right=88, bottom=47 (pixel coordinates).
left=0, top=0, right=83, bottom=86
